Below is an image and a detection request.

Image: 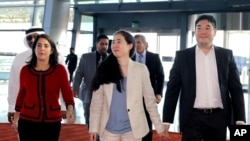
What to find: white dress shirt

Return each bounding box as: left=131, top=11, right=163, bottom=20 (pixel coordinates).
left=194, top=46, right=223, bottom=109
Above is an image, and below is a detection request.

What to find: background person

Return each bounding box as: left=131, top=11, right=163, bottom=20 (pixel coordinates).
left=133, top=34, right=164, bottom=141
left=65, top=47, right=78, bottom=83
left=72, top=34, right=109, bottom=127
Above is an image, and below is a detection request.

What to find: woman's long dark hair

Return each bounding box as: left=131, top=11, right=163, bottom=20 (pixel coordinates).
left=91, top=30, right=135, bottom=92
left=91, top=53, right=123, bottom=92
left=26, top=34, right=58, bottom=68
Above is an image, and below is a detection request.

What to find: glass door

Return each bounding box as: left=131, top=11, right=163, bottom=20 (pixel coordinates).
left=157, top=34, right=180, bottom=82
left=227, top=31, right=250, bottom=124
left=157, top=33, right=180, bottom=131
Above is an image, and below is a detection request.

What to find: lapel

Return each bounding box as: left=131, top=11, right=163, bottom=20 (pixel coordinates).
left=105, top=83, right=114, bottom=107
left=184, top=46, right=197, bottom=98
left=126, top=60, right=134, bottom=106
left=90, top=52, right=97, bottom=73
left=104, top=60, right=138, bottom=106
left=214, top=46, right=222, bottom=87
left=145, top=51, right=150, bottom=67
left=189, top=46, right=196, bottom=84
left=105, top=60, right=134, bottom=106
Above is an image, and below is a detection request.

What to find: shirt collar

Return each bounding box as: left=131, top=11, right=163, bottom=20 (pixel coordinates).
left=195, top=45, right=214, bottom=54
left=96, top=51, right=107, bottom=58
left=135, top=50, right=146, bottom=57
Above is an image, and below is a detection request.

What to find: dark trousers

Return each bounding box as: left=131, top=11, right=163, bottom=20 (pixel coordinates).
left=83, top=102, right=90, bottom=126
left=142, top=99, right=153, bottom=141
left=68, top=69, right=75, bottom=83
left=182, top=109, right=227, bottom=141
left=18, top=119, right=61, bottom=141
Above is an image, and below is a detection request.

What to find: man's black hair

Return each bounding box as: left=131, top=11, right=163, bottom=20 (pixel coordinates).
left=195, top=15, right=216, bottom=28
left=96, top=34, right=109, bottom=42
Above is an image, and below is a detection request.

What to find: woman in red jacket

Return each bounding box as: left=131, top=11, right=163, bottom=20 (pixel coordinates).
left=12, top=34, right=75, bottom=141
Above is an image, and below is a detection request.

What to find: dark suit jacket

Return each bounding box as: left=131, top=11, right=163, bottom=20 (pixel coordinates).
left=163, top=46, right=246, bottom=131
left=72, top=52, right=97, bottom=104
left=133, top=51, right=165, bottom=95
left=73, top=51, right=109, bottom=103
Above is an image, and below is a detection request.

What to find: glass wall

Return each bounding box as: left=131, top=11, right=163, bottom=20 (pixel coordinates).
left=74, top=0, right=188, bottom=4
left=63, top=8, right=94, bottom=61
left=227, top=31, right=250, bottom=124
left=60, top=7, right=74, bottom=58
left=77, top=15, right=94, bottom=55
left=65, top=14, right=94, bottom=64
left=227, top=31, right=250, bottom=88
left=0, top=0, right=46, bottom=122
left=0, top=0, right=45, bottom=81
left=158, top=34, right=180, bottom=82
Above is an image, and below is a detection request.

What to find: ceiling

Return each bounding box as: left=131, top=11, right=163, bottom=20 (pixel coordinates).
left=1, top=0, right=250, bottom=23
left=74, top=0, right=250, bottom=14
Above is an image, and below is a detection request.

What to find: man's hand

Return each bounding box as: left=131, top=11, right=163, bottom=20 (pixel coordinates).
left=7, top=112, right=14, bottom=123
left=155, top=94, right=162, bottom=104
left=236, top=121, right=246, bottom=125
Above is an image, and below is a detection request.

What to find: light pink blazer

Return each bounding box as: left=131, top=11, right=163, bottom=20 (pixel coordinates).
left=89, top=60, right=165, bottom=139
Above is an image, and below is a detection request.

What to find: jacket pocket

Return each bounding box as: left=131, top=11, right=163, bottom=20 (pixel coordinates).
left=23, top=103, right=35, bottom=109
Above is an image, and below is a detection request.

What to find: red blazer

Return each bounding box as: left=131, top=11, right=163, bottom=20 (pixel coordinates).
left=15, top=64, right=74, bottom=123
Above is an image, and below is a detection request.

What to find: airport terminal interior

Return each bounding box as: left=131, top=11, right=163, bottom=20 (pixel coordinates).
left=1, top=0, right=250, bottom=140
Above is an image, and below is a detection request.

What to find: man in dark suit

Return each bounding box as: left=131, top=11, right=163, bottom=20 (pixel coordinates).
left=65, top=47, right=78, bottom=83
left=163, top=15, right=246, bottom=141
left=133, top=34, right=165, bottom=141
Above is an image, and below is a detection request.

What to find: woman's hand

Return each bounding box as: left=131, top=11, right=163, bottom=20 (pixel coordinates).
left=12, top=112, right=20, bottom=133
left=158, top=124, right=171, bottom=140
left=66, top=105, right=75, bottom=124
left=12, top=121, right=18, bottom=133
left=89, top=132, right=97, bottom=141
left=66, top=109, right=75, bottom=124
